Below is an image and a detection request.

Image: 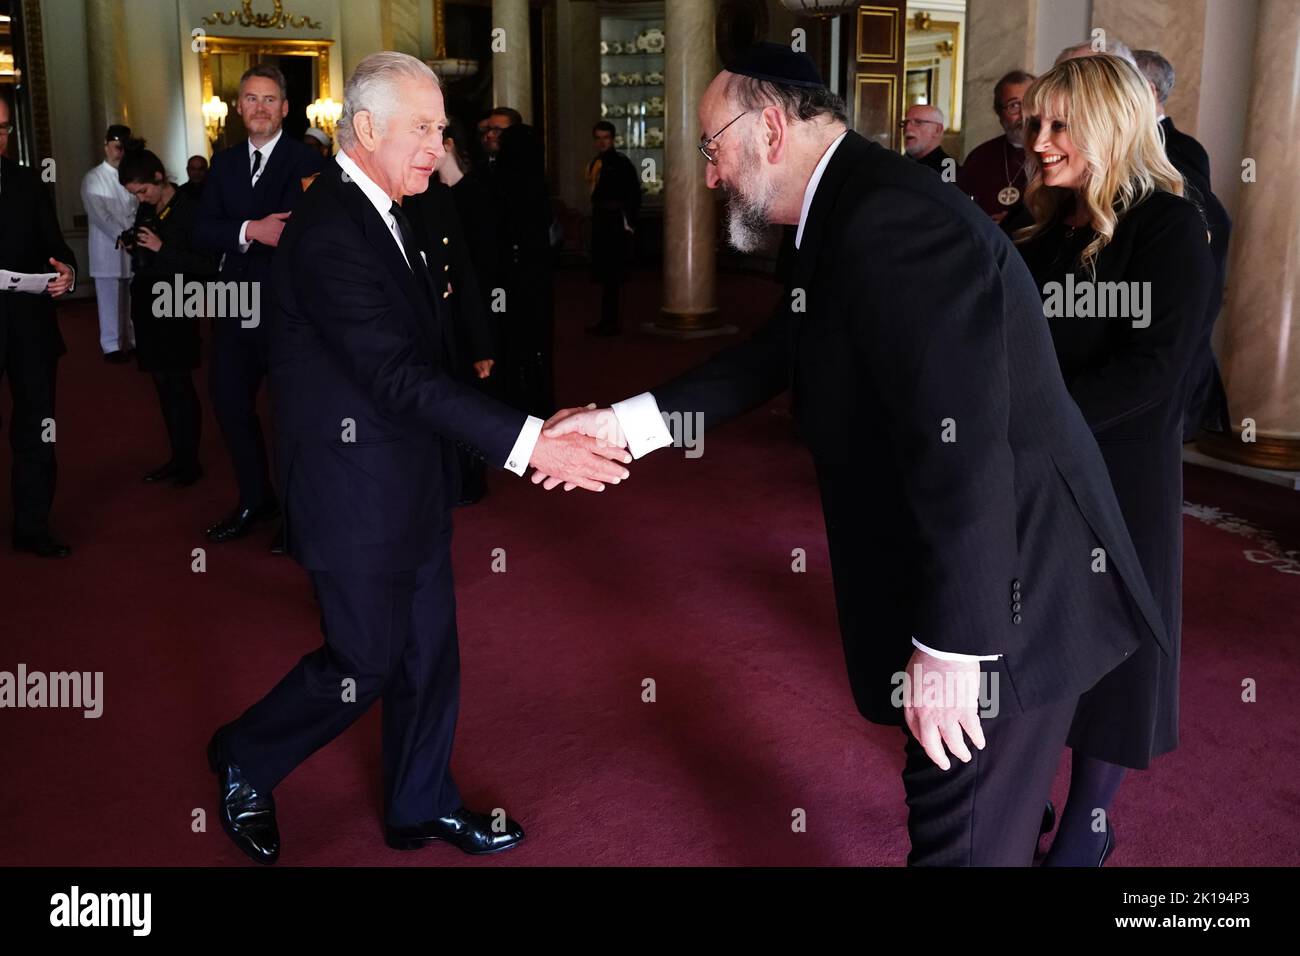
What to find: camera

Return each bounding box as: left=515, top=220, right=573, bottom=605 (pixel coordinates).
left=118, top=206, right=164, bottom=272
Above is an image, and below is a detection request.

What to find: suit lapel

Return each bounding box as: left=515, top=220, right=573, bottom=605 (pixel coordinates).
left=792, top=131, right=875, bottom=293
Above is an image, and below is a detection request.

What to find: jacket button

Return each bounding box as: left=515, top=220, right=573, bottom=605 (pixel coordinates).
left=442, top=236, right=449, bottom=245
left=1012, top=613, right=1022, bottom=625
left=1011, top=578, right=1021, bottom=589
left=443, top=264, right=450, bottom=272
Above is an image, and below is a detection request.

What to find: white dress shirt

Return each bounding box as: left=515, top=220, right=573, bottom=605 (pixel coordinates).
left=610, top=130, right=997, bottom=662
left=237, top=129, right=283, bottom=252
left=334, top=151, right=542, bottom=477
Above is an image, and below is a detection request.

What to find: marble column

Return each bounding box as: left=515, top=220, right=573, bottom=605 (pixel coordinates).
left=85, top=0, right=131, bottom=155
left=657, top=0, right=719, bottom=333
left=961, top=0, right=1035, bottom=155
left=492, top=0, right=532, bottom=121
left=1091, top=0, right=1207, bottom=133
left=1199, top=0, right=1300, bottom=470
left=555, top=0, right=602, bottom=214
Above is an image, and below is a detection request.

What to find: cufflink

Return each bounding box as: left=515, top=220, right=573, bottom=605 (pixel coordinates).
left=508, top=460, right=518, bottom=469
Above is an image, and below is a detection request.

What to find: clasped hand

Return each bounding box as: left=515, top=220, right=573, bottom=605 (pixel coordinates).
left=530, top=405, right=628, bottom=492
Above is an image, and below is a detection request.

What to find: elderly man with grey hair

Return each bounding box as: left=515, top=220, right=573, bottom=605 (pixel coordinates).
left=206, top=51, right=633, bottom=865
left=1056, top=35, right=1139, bottom=67
left=901, top=103, right=957, bottom=179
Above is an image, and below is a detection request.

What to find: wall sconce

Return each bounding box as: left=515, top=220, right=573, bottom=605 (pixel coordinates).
left=202, top=95, right=229, bottom=145
left=306, top=97, right=342, bottom=138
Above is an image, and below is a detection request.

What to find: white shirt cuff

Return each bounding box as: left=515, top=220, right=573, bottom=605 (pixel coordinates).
left=611, top=392, right=674, bottom=459
left=911, top=637, right=1001, bottom=662
left=238, top=220, right=252, bottom=253
left=503, top=415, right=544, bottom=476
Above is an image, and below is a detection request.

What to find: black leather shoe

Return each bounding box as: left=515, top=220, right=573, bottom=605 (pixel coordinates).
left=144, top=460, right=178, bottom=483
left=13, top=533, right=71, bottom=559
left=1098, top=826, right=1115, bottom=867
left=269, top=525, right=286, bottom=555
left=384, top=806, right=525, bottom=855
left=207, top=733, right=280, bottom=865
left=1040, top=800, right=1056, bottom=837
left=205, top=500, right=280, bottom=543
left=103, top=350, right=130, bottom=364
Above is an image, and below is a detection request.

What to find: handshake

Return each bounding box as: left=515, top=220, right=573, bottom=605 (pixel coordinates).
left=527, top=405, right=630, bottom=492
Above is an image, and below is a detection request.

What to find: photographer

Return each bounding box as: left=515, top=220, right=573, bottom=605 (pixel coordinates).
left=118, top=145, right=218, bottom=487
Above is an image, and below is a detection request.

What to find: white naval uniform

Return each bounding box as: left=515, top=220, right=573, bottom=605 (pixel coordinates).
left=80, top=160, right=138, bottom=353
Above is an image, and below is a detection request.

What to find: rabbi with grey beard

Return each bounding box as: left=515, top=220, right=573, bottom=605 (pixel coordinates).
left=537, top=43, right=1165, bottom=866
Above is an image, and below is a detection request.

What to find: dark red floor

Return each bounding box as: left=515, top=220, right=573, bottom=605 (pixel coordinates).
left=2, top=270, right=1298, bottom=866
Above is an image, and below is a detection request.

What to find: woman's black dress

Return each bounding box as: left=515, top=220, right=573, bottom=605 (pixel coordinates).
left=128, top=188, right=217, bottom=371
left=1017, top=190, right=1214, bottom=768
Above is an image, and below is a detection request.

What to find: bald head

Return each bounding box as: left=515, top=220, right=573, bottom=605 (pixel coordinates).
left=1056, top=37, right=1138, bottom=69
left=902, top=104, right=945, bottom=158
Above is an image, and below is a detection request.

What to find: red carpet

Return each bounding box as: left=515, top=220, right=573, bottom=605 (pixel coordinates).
left=2, top=271, right=1298, bottom=866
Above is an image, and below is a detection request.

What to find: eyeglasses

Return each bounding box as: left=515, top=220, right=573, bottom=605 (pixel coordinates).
left=996, top=99, right=1023, bottom=114
left=0, top=123, right=13, bottom=135
left=899, top=118, right=943, bottom=129
left=698, top=109, right=756, bottom=163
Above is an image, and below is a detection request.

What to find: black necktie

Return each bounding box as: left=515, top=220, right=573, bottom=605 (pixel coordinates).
left=388, top=202, right=422, bottom=273
left=250, top=149, right=262, bottom=182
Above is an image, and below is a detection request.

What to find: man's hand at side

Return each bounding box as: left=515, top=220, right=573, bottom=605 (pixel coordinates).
left=902, top=647, right=987, bottom=770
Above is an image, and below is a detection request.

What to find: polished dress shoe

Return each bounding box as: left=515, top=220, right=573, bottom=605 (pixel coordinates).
left=207, top=733, right=280, bottom=865
left=143, top=460, right=178, bottom=483
left=13, top=533, right=71, bottom=559
left=1098, top=827, right=1115, bottom=867
left=205, top=500, right=280, bottom=543
left=384, top=806, right=525, bottom=855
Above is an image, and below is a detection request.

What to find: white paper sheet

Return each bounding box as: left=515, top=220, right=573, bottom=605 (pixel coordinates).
left=0, top=270, right=58, bottom=294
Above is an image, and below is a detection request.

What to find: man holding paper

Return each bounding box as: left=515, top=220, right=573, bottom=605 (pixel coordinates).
left=0, top=96, right=78, bottom=558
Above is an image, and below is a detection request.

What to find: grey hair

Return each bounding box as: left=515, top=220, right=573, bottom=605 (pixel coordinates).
left=1134, top=49, right=1175, bottom=104
left=337, top=51, right=440, bottom=150
left=725, top=74, right=848, bottom=126
left=1056, top=36, right=1138, bottom=69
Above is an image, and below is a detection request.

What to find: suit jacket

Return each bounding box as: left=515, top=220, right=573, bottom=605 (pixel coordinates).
left=0, top=157, right=77, bottom=367
left=651, top=131, right=1166, bottom=725
left=269, top=161, right=527, bottom=572
left=79, top=160, right=135, bottom=278
left=194, top=134, right=323, bottom=287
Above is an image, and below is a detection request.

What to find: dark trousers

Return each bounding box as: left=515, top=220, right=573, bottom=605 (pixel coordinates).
left=209, top=323, right=274, bottom=509
left=1, top=327, right=58, bottom=539
left=901, top=693, right=1076, bottom=865
left=151, top=370, right=201, bottom=468
left=598, top=278, right=622, bottom=329
left=223, top=521, right=463, bottom=826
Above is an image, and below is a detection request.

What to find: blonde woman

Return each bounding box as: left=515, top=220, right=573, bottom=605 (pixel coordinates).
left=1015, top=54, right=1214, bottom=866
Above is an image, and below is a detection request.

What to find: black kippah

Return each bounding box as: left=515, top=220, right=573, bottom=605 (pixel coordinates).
left=105, top=124, right=131, bottom=143
left=725, top=41, right=826, bottom=89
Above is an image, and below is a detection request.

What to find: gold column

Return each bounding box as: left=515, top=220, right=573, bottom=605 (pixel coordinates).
left=657, top=0, right=719, bottom=333
left=85, top=0, right=131, bottom=153
left=1199, top=0, right=1300, bottom=470
left=492, top=0, right=533, bottom=121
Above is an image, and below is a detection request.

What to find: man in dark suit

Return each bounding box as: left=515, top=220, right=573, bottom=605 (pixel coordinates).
left=539, top=44, right=1167, bottom=865
left=0, top=96, right=78, bottom=558
left=1133, top=49, right=1232, bottom=438
left=585, top=121, right=641, bottom=336
left=194, top=64, right=323, bottom=546
left=206, top=52, right=631, bottom=864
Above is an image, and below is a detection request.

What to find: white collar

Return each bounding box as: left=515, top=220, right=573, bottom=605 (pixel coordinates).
left=248, top=128, right=283, bottom=161
left=795, top=130, right=848, bottom=249
left=335, top=150, right=397, bottom=221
